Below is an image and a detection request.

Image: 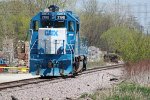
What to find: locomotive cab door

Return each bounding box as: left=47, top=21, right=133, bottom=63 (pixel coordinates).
left=67, top=21, right=75, bottom=45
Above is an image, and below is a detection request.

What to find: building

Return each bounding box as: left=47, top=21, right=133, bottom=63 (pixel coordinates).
left=2, top=39, right=14, bottom=64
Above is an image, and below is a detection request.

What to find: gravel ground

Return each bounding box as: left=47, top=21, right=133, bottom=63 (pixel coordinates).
left=0, top=67, right=125, bottom=100
left=0, top=74, right=39, bottom=83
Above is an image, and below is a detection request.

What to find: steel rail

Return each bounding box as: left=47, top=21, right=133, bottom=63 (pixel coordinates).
left=0, top=63, right=124, bottom=91
left=81, top=63, right=124, bottom=75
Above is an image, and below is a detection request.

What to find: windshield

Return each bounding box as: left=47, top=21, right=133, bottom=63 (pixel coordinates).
left=41, top=20, right=65, bottom=28
left=54, top=21, right=65, bottom=28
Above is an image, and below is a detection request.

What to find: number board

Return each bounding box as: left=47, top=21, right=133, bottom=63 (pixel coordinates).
left=56, top=15, right=66, bottom=20
left=41, top=16, right=50, bottom=20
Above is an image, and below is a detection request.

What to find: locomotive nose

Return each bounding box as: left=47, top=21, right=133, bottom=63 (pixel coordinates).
left=38, top=28, right=67, bottom=54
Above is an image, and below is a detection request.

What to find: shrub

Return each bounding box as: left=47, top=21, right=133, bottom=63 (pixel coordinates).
left=100, top=26, right=150, bottom=62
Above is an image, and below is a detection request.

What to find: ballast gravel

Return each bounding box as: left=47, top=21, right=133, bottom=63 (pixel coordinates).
left=0, top=67, right=125, bottom=100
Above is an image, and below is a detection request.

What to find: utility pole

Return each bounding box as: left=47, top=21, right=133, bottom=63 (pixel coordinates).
left=117, top=0, right=120, bottom=25
left=137, top=3, right=141, bottom=22
left=114, top=0, right=117, bottom=26
left=144, top=3, right=148, bottom=34
left=137, top=3, right=142, bottom=32
left=117, top=0, right=119, bottom=14
left=114, top=0, right=119, bottom=26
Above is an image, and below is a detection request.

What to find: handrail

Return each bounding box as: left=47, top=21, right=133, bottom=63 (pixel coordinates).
left=66, top=43, right=73, bottom=66
left=30, top=39, right=38, bottom=52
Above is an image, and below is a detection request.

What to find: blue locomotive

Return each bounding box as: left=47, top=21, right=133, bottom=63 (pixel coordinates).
left=29, top=5, right=88, bottom=77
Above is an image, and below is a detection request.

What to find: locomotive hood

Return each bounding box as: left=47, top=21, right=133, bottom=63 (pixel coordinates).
left=38, top=28, right=67, bottom=54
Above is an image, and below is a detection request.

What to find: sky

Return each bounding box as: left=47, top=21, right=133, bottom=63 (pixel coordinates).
left=98, top=0, right=150, bottom=32
left=77, top=0, right=150, bottom=32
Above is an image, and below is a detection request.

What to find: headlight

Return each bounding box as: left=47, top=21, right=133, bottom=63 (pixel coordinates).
left=48, top=61, right=53, bottom=68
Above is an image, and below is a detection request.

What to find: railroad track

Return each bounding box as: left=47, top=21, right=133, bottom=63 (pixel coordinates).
left=0, top=63, right=124, bottom=91
left=82, top=63, right=124, bottom=75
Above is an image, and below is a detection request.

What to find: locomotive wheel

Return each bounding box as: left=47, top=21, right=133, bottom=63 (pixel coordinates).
left=73, top=56, right=87, bottom=76
left=82, top=60, right=87, bottom=71
left=74, top=57, right=79, bottom=72
left=72, top=61, right=79, bottom=76
left=82, top=56, right=87, bottom=71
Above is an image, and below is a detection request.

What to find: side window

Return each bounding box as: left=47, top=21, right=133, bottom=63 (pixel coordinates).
left=68, top=21, right=75, bottom=32
left=33, top=21, right=39, bottom=31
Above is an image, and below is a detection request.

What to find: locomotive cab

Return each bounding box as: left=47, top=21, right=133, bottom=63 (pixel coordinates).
left=29, top=5, right=88, bottom=76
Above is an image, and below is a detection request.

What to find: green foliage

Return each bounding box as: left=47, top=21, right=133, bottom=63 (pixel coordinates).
left=80, top=92, right=100, bottom=100
left=106, top=95, right=135, bottom=100
left=80, top=93, right=89, bottom=98
left=0, top=0, right=77, bottom=41
left=0, top=1, right=35, bottom=41
left=79, top=83, right=150, bottom=100
left=106, top=83, right=150, bottom=100
left=100, top=26, right=150, bottom=62
left=119, top=83, right=150, bottom=97
left=0, top=0, right=77, bottom=49
left=79, top=0, right=112, bottom=48
left=80, top=12, right=112, bottom=47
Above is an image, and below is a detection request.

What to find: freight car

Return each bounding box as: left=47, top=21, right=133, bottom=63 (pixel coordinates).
left=29, top=5, right=88, bottom=77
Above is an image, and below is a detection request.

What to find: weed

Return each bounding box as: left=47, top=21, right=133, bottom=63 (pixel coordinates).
left=78, top=82, right=150, bottom=100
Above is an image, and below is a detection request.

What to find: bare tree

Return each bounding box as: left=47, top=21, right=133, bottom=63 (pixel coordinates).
left=79, top=0, right=111, bottom=47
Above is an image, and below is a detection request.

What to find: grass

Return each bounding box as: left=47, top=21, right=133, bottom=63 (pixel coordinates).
left=125, top=59, right=150, bottom=76
left=79, top=60, right=150, bottom=100
left=110, top=83, right=150, bottom=100
left=125, top=59, right=150, bottom=84
left=78, top=82, right=150, bottom=100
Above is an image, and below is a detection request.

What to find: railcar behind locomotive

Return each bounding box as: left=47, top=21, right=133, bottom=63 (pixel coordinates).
left=29, top=5, right=88, bottom=77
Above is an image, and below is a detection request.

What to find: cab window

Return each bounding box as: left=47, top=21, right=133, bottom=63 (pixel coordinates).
left=68, top=21, right=75, bottom=32
left=33, top=21, right=39, bottom=31
left=41, top=20, right=52, bottom=28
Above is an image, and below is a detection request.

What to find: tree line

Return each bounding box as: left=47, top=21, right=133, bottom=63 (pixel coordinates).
left=0, top=0, right=149, bottom=62
left=0, top=0, right=76, bottom=49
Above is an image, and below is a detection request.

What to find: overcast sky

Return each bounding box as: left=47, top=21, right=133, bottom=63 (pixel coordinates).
left=78, top=0, right=150, bottom=32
